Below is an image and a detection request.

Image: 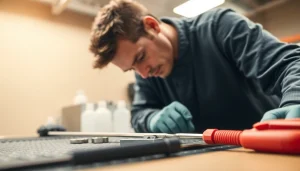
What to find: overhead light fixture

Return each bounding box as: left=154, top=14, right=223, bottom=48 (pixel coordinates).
left=173, top=0, right=225, bottom=18
left=51, top=0, right=72, bottom=15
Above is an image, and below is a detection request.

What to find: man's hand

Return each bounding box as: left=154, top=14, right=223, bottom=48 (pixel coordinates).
left=147, top=101, right=195, bottom=133
left=261, top=105, right=300, bottom=121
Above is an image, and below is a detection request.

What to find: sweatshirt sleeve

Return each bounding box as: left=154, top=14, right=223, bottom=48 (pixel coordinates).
left=214, top=9, right=300, bottom=107
left=130, top=73, right=162, bottom=132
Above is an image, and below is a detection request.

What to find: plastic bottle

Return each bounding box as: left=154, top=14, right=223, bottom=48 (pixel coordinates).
left=113, top=100, right=132, bottom=132
left=46, top=116, right=56, bottom=125
left=73, top=90, right=88, bottom=105
left=94, top=100, right=113, bottom=132
left=80, top=103, right=95, bottom=132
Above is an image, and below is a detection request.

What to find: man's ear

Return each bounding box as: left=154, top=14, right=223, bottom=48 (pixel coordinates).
left=142, top=16, right=160, bottom=34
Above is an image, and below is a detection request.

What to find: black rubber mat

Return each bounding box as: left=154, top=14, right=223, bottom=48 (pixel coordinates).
left=0, top=136, right=237, bottom=171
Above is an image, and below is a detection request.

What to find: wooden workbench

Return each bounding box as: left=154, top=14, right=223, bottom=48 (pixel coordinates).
left=84, top=148, right=300, bottom=171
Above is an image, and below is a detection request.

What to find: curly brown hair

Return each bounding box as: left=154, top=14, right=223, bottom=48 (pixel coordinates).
left=89, top=0, right=154, bottom=69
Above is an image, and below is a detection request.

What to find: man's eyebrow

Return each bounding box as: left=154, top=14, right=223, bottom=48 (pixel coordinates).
left=123, top=50, right=141, bottom=72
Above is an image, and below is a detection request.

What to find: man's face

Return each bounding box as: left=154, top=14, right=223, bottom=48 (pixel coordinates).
left=111, top=24, right=175, bottom=79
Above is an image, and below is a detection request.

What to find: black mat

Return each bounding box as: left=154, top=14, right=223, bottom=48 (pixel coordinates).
left=0, top=136, right=237, bottom=171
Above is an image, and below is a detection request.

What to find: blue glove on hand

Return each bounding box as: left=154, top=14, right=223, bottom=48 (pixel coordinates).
left=147, top=101, right=195, bottom=133
left=261, top=105, right=300, bottom=122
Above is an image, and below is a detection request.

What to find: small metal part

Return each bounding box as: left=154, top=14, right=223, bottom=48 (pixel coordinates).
left=143, top=135, right=158, bottom=139
left=91, top=137, right=109, bottom=144
left=70, top=138, right=89, bottom=144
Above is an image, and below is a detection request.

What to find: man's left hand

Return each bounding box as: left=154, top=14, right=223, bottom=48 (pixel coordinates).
left=261, top=105, right=300, bottom=121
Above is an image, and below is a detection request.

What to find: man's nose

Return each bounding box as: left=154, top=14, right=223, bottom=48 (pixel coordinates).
left=135, top=64, right=150, bottom=79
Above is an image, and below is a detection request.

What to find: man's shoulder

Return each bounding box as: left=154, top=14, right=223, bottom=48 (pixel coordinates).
left=192, top=8, right=234, bottom=23
left=203, top=8, right=233, bottom=16
left=161, top=8, right=234, bottom=28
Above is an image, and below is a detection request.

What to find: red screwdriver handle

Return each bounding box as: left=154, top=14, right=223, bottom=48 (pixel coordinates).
left=240, top=129, right=300, bottom=154
left=203, top=129, right=242, bottom=145
left=203, top=119, right=300, bottom=154
left=253, top=118, right=300, bottom=130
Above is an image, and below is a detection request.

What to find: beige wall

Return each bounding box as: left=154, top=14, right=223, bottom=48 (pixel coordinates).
left=248, top=0, right=300, bottom=38
left=0, top=0, right=135, bottom=136
left=1, top=0, right=299, bottom=136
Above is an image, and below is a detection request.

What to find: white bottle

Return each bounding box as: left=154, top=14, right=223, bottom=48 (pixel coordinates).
left=94, top=101, right=113, bottom=132
left=73, top=90, right=88, bottom=105
left=46, top=116, right=56, bottom=125
left=81, top=103, right=95, bottom=132
left=113, top=100, right=132, bottom=132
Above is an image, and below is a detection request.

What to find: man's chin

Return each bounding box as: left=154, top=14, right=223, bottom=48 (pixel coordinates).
left=159, top=69, right=171, bottom=78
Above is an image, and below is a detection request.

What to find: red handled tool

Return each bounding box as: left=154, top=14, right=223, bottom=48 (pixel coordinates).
left=203, top=119, right=300, bottom=154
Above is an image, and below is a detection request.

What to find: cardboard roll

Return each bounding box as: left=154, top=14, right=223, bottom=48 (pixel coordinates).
left=91, top=137, right=109, bottom=144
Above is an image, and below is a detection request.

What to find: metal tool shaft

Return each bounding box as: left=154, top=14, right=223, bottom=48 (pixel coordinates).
left=47, top=131, right=203, bottom=139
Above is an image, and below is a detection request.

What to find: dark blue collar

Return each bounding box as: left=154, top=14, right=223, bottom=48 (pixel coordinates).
left=160, top=17, right=191, bottom=79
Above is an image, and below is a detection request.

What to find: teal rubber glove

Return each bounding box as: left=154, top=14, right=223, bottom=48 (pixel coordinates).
left=261, top=105, right=300, bottom=122
left=147, top=101, right=195, bottom=133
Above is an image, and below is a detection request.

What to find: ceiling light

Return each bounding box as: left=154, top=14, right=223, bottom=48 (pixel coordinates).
left=173, top=0, right=225, bottom=18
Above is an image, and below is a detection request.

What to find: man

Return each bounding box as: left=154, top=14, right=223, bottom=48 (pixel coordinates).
left=89, top=0, right=300, bottom=133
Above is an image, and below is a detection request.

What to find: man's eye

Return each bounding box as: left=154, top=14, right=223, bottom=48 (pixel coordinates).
left=137, top=52, right=145, bottom=63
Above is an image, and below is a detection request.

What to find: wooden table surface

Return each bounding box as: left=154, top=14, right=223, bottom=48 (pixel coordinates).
left=83, top=148, right=300, bottom=171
